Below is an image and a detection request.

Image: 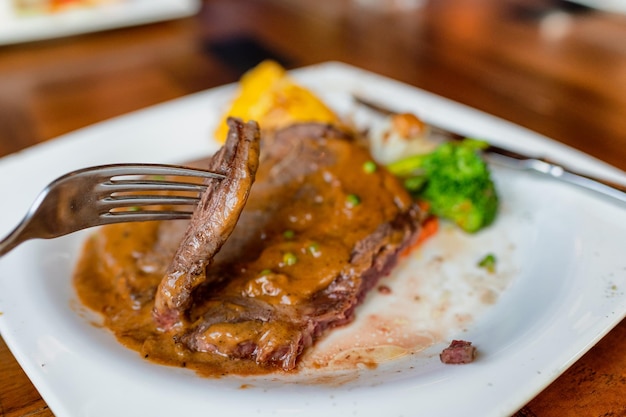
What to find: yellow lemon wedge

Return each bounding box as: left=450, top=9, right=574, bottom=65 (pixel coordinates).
left=215, top=60, right=340, bottom=142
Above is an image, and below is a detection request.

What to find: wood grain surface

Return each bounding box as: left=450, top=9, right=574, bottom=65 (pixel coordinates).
left=1, top=0, right=626, bottom=415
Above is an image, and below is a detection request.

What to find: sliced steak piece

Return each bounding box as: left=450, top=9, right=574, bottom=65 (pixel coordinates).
left=179, top=123, right=423, bottom=370
left=153, top=117, right=261, bottom=330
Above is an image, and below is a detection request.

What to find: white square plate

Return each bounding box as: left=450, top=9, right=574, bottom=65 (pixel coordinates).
left=0, top=0, right=201, bottom=45
left=1, top=62, right=626, bottom=417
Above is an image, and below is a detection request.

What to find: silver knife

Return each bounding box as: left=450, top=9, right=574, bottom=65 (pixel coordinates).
left=353, top=95, right=626, bottom=204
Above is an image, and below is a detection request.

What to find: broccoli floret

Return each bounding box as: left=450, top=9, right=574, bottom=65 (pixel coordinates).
left=387, top=139, right=498, bottom=233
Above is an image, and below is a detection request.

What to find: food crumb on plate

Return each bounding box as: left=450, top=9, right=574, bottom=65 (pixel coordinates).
left=439, top=340, right=476, bottom=364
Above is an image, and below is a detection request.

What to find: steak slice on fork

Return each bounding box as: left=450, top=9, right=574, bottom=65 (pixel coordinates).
left=153, top=117, right=261, bottom=330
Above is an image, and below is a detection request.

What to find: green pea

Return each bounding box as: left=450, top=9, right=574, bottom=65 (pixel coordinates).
left=283, top=252, right=297, bottom=266
left=362, top=160, right=377, bottom=174
left=346, top=194, right=361, bottom=208
left=308, top=242, right=320, bottom=256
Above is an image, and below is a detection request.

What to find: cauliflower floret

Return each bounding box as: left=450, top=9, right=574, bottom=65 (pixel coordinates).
left=367, top=112, right=439, bottom=165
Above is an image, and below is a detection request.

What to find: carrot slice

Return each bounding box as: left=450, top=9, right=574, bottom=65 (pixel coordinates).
left=401, top=215, right=439, bottom=258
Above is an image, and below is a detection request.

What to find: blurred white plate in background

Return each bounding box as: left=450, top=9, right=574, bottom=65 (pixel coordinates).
left=563, top=0, right=626, bottom=14
left=0, top=0, right=201, bottom=45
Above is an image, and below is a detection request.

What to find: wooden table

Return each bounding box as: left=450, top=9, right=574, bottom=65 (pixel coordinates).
left=1, top=0, right=626, bottom=415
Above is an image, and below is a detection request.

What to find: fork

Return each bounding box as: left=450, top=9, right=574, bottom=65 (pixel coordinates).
left=0, top=163, right=224, bottom=257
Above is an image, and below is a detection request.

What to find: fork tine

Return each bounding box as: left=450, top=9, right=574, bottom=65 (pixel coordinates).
left=101, top=195, right=201, bottom=208
left=92, top=163, right=225, bottom=180
left=103, top=178, right=208, bottom=194
left=100, top=210, right=194, bottom=223
left=96, top=164, right=219, bottom=220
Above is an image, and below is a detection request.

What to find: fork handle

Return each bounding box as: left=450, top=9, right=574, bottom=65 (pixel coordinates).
left=0, top=224, right=26, bottom=257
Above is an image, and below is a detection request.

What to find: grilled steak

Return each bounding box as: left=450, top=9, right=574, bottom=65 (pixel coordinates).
left=74, top=120, right=422, bottom=375
left=177, top=123, right=423, bottom=370
left=153, top=117, right=261, bottom=330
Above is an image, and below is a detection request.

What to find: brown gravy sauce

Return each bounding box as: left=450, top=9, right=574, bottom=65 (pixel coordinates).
left=73, top=133, right=413, bottom=377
